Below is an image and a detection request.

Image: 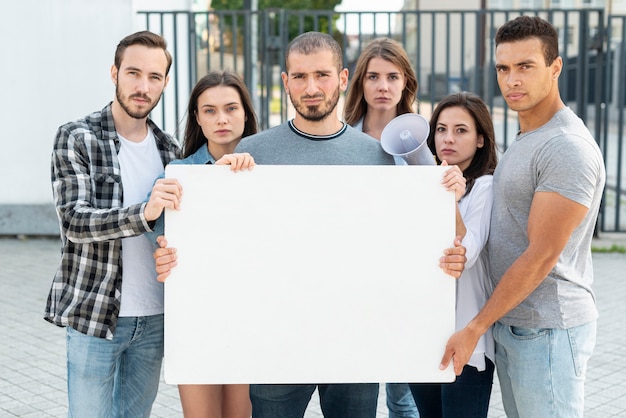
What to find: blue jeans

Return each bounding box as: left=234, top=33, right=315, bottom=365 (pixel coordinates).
left=409, top=358, right=494, bottom=418
left=494, top=321, right=596, bottom=418
left=386, top=383, right=419, bottom=418
left=66, top=315, right=164, bottom=418
left=250, top=383, right=379, bottom=418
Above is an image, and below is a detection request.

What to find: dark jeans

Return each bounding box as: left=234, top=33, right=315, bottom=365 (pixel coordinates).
left=409, top=358, right=494, bottom=418
left=250, top=383, right=379, bottom=418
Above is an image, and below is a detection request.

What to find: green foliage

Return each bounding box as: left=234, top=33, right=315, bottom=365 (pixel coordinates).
left=591, top=244, right=626, bottom=254
left=208, top=1, right=344, bottom=55
left=211, top=0, right=342, bottom=10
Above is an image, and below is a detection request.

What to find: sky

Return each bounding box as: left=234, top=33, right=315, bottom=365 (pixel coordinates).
left=334, top=0, right=406, bottom=34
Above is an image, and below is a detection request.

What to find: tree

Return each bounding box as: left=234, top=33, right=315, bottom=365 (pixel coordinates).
left=210, top=0, right=343, bottom=43
left=211, top=0, right=342, bottom=11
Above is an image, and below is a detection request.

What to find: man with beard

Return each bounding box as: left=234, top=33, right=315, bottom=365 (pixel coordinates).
left=235, top=31, right=393, bottom=167
left=230, top=31, right=468, bottom=418
left=46, top=31, right=185, bottom=417
left=152, top=31, right=467, bottom=418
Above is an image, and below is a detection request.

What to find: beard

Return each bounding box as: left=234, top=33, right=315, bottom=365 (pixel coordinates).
left=115, top=83, right=161, bottom=120
left=291, top=87, right=340, bottom=122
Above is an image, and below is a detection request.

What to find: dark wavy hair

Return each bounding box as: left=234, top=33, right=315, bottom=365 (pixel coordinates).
left=183, top=70, right=258, bottom=158
left=427, top=92, right=498, bottom=197
left=344, top=38, right=418, bottom=126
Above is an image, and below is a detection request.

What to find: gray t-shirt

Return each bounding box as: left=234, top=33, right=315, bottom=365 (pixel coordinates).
left=236, top=120, right=395, bottom=166
left=488, top=107, right=605, bottom=328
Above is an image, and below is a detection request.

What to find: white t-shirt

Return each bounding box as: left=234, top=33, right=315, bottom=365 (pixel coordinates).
left=117, top=129, right=165, bottom=317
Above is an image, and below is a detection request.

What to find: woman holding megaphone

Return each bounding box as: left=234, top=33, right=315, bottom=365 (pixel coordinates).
left=343, top=37, right=422, bottom=418
left=345, top=40, right=499, bottom=417
left=344, top=38, right=418, bottom=167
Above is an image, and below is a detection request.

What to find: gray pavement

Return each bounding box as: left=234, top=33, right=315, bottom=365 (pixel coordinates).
left=1, top=235, right=625, bottom=417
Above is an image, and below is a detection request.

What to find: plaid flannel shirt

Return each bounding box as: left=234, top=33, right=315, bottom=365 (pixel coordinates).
left=44, top=103, right=181, bottom=339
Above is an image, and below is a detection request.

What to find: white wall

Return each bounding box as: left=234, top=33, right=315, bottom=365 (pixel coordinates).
left=1, top=0, right=134, bottom=204
left=0, top=0, right=191, bottom=235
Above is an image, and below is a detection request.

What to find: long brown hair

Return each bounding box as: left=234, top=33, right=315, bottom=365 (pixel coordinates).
left=183, top=70, right=258, bottom=158
left=344, top=38, right=418, bottom=126
left=427, top=92, right=498, bottom=197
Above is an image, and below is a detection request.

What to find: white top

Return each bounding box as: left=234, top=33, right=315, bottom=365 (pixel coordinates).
left=117, top=129, right=166, bottom=317
left=457, top=175, right=495, bottom=369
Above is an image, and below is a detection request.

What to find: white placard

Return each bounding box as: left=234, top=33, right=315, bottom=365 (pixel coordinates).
left=164, top=165, right=456, bottom=384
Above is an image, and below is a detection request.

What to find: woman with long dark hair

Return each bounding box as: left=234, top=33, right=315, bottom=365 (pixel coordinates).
left=410, top=92, right=498, bottom=418
left=148, top=69, right=258, bottom=418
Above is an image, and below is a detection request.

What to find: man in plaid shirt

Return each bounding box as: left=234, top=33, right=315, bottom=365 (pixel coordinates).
left=45, top=31, right=184, bottom=417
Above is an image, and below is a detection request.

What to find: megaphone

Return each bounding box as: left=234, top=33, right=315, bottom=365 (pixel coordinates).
left=380, top=113, right=435, bottom=165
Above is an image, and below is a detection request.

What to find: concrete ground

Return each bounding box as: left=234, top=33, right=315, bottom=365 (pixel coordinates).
left=1, top=234, right=624, bottom=417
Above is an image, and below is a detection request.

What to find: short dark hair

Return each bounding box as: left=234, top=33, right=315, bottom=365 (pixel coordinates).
left=495, top=15, right=559, bottom=66
left=284, top=32, right=343, bottom=72
left=114, top=31, right=173, bottom=75
left=183, top=70, right=258, bottom=158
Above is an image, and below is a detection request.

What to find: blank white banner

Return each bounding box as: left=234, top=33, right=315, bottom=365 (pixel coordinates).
left=164, top=165, right=456, bottom=384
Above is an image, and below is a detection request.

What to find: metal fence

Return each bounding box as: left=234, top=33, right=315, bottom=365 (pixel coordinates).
left=137, top=8, right=626, bottom=232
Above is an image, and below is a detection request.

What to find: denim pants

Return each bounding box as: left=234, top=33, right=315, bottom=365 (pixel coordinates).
left=386, top=383, right=419, bottom=418
left=66, top=314, right=164, bottom=418
left=409, top=358, right=494, bottom=418
left=249, top=383, right=379, bottom=418
left=494, top=320, right=596, bottom=418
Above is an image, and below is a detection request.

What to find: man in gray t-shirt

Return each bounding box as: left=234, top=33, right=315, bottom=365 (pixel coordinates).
left=240, top=32, right=467, bottom=418
left=440, top=16, right=605, bottom=418
left=156, top=31, right=468, bottom=418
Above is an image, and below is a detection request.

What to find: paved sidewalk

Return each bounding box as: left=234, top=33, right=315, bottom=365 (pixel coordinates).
left=1, top=236, right=625, bottom=417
